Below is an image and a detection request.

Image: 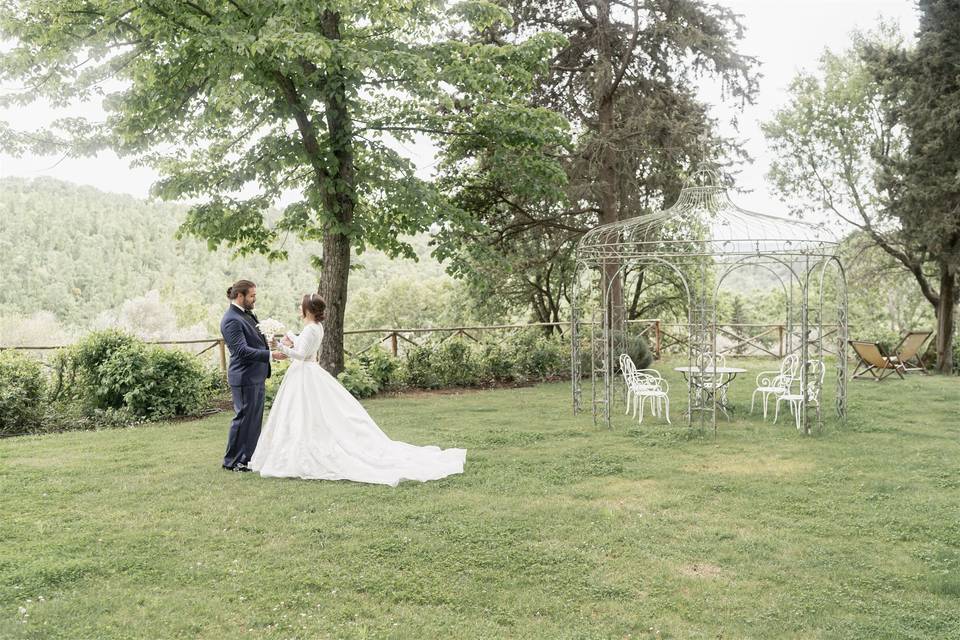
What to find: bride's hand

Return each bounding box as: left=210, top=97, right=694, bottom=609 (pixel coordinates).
left=281, top=336, right=293, bottom=347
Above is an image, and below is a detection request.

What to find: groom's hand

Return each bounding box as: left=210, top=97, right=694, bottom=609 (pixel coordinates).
left=271, top=351, right=288, bottom=361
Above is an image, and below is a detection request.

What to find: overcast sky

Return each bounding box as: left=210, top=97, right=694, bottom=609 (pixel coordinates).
left=0, top=1, right=920, bottom=215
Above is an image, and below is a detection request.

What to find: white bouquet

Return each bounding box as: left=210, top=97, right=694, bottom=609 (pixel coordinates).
left=257, top=318, right=285, bottom=341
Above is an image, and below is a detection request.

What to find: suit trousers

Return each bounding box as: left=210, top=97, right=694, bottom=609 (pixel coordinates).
left=224, top=383, right=266, bottom=468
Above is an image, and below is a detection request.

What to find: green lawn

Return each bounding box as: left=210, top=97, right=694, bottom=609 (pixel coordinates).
left=2, top=360, right=959, bottom=639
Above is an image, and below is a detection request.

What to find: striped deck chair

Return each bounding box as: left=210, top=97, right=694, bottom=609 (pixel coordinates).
left=889, top=330, right=932, bottom=373
left=849, top=340, right=906, bottom=381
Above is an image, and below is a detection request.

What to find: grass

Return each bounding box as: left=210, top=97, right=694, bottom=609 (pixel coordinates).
left=1, top=358, right=959, bottom=639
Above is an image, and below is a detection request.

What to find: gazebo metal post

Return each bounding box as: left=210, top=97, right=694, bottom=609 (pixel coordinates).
left=570, top=288, right=581, bottom=415
left=835, top=259, right=849, bottom=421
left=800, top=254, right=811, bottom=435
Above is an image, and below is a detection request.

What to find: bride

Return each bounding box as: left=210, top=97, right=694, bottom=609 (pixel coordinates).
left=249, top=294, right=466, bottom=486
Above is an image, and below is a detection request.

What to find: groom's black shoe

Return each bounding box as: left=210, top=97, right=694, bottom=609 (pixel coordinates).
left=222, top=464, right=252, bottom=472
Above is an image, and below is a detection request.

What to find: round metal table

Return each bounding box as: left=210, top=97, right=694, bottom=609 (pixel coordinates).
left=674, top=365, right=748, bottom=419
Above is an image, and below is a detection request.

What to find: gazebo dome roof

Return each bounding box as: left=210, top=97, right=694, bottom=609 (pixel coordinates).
left=577, top=167, right=837, bottom=259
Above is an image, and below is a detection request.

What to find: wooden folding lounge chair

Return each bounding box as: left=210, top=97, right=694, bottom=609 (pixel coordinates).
left=849, top=340, right=906, bottom=381
left=889, top=330, right=932, bottom=373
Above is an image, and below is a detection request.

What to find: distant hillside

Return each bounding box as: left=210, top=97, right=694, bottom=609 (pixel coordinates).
left=0, top=177, right=465, bottom=339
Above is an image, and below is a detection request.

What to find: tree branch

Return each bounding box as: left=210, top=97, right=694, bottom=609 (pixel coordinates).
left=608, top=0, right=640, bottom=97
left=805, top=153, right=940, bottom=307
left=270, top=70, right=333, bottom=191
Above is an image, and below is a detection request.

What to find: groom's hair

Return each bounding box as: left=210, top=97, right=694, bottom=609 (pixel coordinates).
left=227, top=279, right=256, bottom=300
left=301, top=293, right=326, bottom=320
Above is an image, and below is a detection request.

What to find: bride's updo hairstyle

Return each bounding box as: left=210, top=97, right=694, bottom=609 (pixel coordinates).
left=227, top=279, right=256, bottom=300
left=301, top=293, right=326, bottom=321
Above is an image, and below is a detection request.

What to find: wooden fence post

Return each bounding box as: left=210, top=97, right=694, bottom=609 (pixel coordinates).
left=390, top=332, right=398, bottom=357
left=778, top=325, right=784, bottom=358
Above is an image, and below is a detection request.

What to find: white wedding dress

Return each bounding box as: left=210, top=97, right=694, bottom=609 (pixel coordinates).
left=249, top=322, right=466, bottom=486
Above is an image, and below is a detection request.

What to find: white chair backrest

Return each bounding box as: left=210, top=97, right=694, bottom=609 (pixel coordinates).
left=695, top=352, right=725, bottom=381
left=620, top=353, right=636, bottom=385
left=780, top=354, right=800, bottom=379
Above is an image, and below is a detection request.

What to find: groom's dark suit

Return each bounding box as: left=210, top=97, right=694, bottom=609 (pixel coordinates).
left=220, top=304, right=272, bottom=469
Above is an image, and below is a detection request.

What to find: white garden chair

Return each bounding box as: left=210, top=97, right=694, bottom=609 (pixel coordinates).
left=774, top=359, right=825, bottom=430
left=750, top=354, right=800, bottom=419
left=619, top=354, right=665, bottom=417
left=628, top=372, right=671, bottom=424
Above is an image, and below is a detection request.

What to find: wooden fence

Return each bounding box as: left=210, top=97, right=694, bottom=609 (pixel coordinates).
left=342, top=322, right=571, bottom=357
left=2, top=320, right=842, bottom=377
left=1, top=338, right=231, bottom=374
left=347, top=320, right=844, bottom=360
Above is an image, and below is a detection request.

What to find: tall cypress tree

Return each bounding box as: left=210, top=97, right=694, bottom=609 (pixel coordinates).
left=877, top=0, right=960, bottom=372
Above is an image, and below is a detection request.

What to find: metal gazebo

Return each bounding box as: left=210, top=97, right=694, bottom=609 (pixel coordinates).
left=570, top=167, right=848, bottom=434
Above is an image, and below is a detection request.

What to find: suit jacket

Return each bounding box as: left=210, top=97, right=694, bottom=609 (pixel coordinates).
left=220, top=305, right=272, bottom=387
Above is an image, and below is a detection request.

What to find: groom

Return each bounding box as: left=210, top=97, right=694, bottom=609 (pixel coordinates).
left=220, top=279, right=286, bottom=472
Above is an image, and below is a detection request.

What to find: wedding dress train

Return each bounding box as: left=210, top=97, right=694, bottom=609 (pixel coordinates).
left=249, top=322, right=466, bottom=486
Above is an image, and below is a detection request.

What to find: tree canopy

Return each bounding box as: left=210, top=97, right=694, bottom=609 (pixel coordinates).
left=764, top=17, right=959, bottom=372
left=0, top=0, right=567, bottom=373
left=872, top=0, right=960, bottom=372
left=433, top=0, right=758, bottom=327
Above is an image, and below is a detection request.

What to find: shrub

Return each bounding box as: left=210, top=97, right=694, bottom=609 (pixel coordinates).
left=401, top=345, right=439, bottom=389
left=52, top=330, right=219, bottom=419
left=625, top=333, right=654, bottom=370
left=338, top=360, right=380, bottom=398
left=359, top=347, right=400, bottom=389
left=54, top=329, right=142, bottom=408
left=97, top=343, right=218, bottom=419
left=509, top=331, right=569, bottom=381
left=127, top=347, right=218, bottom=418
left=605, top=330, right=653, bottom=371
left=93, top=342, right=147, bottom=410
left=0, top=350, right=47, bottom=436
left=49, top=347, right=81, bottom=402
left=434, top=339, right=481, bottom=387
left=72, top=329, right=140, bottom=382
left=477, top=340, right=516, bottom=383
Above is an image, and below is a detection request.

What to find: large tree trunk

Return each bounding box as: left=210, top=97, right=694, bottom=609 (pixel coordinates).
left=934, top=264, right=956, bottom=373
left=318, top=233, right=351, bottom=375
left=273, top=12, right=355, bottom=377
left=594, top=1, right=624, bottom=336
left=316, top=10, right=357, bottom=376
left=597, top=95, right=624, bottom=339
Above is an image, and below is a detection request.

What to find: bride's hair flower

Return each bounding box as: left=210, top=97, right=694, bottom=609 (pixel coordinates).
left=257, top=318, right=285, bottom=337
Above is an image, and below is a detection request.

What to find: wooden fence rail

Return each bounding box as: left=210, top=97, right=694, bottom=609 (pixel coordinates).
left=1, top=321, right=847, bottom=376
left=0, top=338, right=230, bottom=376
